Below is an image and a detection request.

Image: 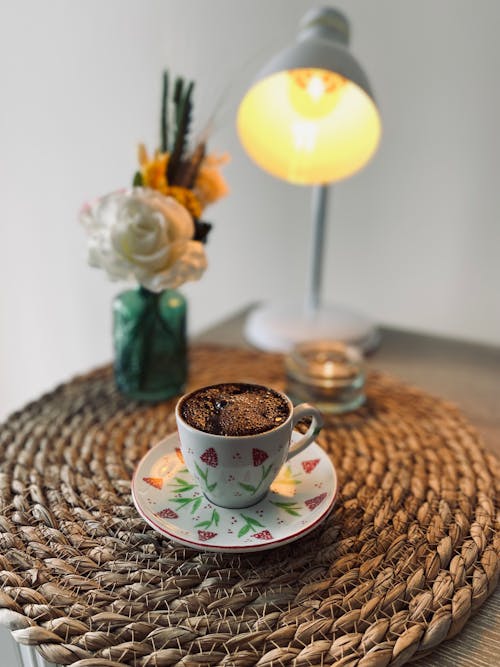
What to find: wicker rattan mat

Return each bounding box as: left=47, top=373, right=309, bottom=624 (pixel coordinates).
left=0, top=344, right=498, bottom=667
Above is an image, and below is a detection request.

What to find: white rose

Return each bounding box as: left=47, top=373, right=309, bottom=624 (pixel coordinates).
left=80, top=187, right=207, bottom=291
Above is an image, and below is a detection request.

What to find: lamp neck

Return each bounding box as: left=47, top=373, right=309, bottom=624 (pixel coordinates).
left=298, top=7, right=350, bottom=47
left=305, top=184, right=330, bottom=319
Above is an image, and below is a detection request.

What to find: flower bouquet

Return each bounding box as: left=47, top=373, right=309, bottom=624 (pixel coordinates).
left=80, top=71, right=228, bottom=400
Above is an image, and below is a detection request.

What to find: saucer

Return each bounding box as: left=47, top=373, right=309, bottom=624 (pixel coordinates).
left=131, top=432, right=338, bottom=553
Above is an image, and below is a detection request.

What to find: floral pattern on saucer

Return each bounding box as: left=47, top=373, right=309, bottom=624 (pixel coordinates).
left=131, top=432, right=337, bottom=553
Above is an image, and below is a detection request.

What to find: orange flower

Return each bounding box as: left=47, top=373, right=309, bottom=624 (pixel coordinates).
left=194, top=153, right=230, bottom=209
left=137, top=144, right=203, bottom=218
left=138, top=144, right=169, bottom=193
left=164, top=186, right=202, bottom=219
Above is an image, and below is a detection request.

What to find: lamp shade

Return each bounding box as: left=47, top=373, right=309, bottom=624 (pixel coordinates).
left=237, top=8, right=381, bottom=185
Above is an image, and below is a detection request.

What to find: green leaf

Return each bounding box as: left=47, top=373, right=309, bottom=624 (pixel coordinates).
left=213, top=510, right=220, bottom=526
left=271, top=501, right=301, bottom=516
left=241, top=514, right=264, bottom=529
left=239, top=482, right=256, bottom=493
left=238, top=525, right=251, bottom=538
left=207, top=482, right=217, bottom=492
left=195, top=463, right=208, bottom=481
left=161, top=70, right=169, bottom=152
left=169, top=479, right=197, bottom=493
left=195, top=520, right=210, bottom=529
left=132, top=171, right=143, bottom=186
left=192, top=497, right=203, bottom=513
left=173, top=76, right=184, bottom=109
left=171, top=497, right=195, bottom=508
left=283, top=508, right=301, bottom=516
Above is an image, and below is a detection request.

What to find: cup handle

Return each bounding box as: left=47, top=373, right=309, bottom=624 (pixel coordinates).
left=286, top=403, right=324, bottom=461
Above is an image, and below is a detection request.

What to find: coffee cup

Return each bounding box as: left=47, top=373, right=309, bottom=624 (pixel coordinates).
left=175, top=382, right=323, bottom=509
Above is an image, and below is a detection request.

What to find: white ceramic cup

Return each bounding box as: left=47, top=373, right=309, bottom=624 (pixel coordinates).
left=175, top=383, right=324, bottom=509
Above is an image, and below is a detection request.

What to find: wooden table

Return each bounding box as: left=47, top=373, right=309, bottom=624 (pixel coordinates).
left=197, top=308, right=500, bottom=667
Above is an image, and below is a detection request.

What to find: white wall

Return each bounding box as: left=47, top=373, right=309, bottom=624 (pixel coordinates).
left=1, top=0, right=499, bottom=420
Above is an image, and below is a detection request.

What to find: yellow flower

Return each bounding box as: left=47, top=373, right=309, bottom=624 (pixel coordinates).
left=138, top=144, right=169, bottom=193
left=164, top=186, right=202, bottom=219
left=136, top=144, right=208, bottom=218
left=194, top=153, right=230, bottom=209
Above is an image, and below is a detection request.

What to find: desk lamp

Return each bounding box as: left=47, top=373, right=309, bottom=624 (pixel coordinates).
left=237, top=7, right=382, bottom=351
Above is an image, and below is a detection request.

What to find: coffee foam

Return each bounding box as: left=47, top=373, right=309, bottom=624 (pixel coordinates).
left=180, top=383, right=290, bottom=436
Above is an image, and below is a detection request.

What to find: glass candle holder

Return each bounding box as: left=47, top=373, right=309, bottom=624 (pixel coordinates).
left=285, top=340, right=365, bottom=414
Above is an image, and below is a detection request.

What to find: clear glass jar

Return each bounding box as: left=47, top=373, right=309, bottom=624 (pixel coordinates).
left=285, top=341, right=365, bottom=413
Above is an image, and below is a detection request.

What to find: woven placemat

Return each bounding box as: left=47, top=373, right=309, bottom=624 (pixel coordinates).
left=0, top=344, right=498, bottom=667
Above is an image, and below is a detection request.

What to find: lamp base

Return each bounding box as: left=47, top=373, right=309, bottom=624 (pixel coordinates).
left=244, top=302, right=380, bottom=353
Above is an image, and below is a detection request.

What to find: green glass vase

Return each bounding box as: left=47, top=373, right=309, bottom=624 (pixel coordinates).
left=113, top=286, right=187, bottom=401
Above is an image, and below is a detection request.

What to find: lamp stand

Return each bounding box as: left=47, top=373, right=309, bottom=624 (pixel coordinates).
left=306, top=184, right=329, bottom=317
left=244, top=185, right=380, bottom=353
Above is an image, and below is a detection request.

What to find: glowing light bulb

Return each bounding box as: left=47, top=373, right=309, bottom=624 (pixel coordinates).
left=288, top=68, right=346, bottom=119
left=307, top=75, right=326, bottom=101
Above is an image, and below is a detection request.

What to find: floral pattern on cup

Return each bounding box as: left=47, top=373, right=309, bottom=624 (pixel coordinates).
left=164, top=456, right=329, bottom=541
left=238, top=457, right=274, bottom=496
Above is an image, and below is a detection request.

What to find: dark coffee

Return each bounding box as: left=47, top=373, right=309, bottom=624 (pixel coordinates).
left=179, top=383, right=290, bottom=436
